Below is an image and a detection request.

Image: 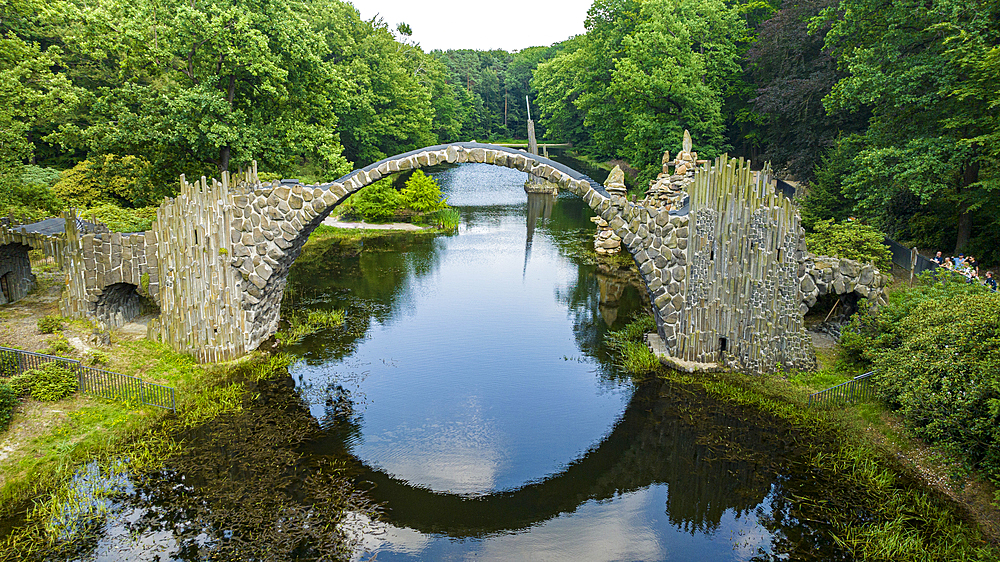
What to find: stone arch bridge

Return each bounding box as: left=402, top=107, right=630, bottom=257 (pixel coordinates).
left=3, top=141, right=887, bottom=373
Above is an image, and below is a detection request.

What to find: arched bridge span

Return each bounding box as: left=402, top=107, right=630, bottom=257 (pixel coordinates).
left=60, top=143, right=670, bottom=363
left=51, top=140, right=887, bottom=372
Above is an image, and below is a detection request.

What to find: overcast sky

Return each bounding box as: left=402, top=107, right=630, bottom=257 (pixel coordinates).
left=347, top=0, right=592, bottom=52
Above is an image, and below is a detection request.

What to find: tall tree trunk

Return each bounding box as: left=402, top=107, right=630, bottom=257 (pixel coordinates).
left=219, top=145, right=231, bottom=173
left=954, top=160, right=979, bottom=253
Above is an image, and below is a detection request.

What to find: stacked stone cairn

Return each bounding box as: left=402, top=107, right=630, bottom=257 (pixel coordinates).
left=642, top=130, right=708, bottom=210
left=591, top=165, right=628, bottom=254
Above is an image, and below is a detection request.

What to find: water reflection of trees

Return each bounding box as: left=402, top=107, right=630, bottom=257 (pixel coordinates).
left=115, top=368, right=849, bottom=560
left=311, top=378, right=829, bottom=544
left=122, top=375, right=378, bottom=560
left=285, top=232, right=448, bottom=365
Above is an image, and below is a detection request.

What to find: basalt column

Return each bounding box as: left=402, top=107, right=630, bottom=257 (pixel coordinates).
left=681, top=155, right=815, bottom=373
left=148, top=170, right=257, bottom=362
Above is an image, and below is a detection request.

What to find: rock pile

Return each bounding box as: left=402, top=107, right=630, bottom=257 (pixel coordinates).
left=641, top=130, right=708, bottom=210
left=592, top=165, right=628, bottom=254
left=799, top=254, right=889, bottom=311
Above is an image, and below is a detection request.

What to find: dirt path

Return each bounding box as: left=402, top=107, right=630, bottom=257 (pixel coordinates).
left=322, top=218, right=428, bottom=231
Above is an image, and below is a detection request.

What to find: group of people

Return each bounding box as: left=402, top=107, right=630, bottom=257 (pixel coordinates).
left=931, top=251, right=996, bottom=291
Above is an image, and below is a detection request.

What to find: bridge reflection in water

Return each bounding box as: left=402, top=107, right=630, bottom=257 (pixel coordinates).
left=312, top=378, right=788, bottom=539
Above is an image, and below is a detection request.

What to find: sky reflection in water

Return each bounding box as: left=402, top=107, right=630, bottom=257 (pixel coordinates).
left=289, top=162, right=784, bottom=561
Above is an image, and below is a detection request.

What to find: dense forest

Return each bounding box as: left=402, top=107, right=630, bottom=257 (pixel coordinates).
left=2, top=0, right=998, bottom=259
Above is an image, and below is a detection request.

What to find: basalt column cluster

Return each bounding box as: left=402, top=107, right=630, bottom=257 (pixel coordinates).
left=680, top=156, right=815, bottom=373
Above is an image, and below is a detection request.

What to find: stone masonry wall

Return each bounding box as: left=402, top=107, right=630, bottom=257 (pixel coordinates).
left=60, top=211, right=156, bottom=329
left=0, top=243, right=36, bottom=304
left=49, top=140, right=888, bottom=374
left=1, top=218, right=71, bottom=305
left=799, top=254, right=889, bottom=310
left=229, top=144, right=626, bottom=358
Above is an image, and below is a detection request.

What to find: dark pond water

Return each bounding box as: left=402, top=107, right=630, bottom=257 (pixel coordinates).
left=278, top=160, right=830, bottom=561
left=7, top=152, right=851, bottom=561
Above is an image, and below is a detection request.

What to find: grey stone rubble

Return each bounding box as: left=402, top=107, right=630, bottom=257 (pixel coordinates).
left=4, top=140, right=888, bottom=374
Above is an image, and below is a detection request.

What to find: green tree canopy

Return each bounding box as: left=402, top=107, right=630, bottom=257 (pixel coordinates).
left=532, top=0, right=745, bottom=182
left=821, top=0, right=1000, bottom=254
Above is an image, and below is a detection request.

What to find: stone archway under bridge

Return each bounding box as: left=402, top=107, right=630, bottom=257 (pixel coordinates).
left=86, top=142, right=686, bottom=363
left=57, top=141, right=887, bottom=373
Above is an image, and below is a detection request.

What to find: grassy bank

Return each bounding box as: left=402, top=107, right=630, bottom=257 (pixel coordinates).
left=0, top=337, right=250, bottom=542
left=607, top=315, right=1000, bottom=560
left=0, top=269, right=365, bottom=559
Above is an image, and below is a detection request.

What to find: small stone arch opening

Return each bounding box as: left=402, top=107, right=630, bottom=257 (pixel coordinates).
left=0, top=243, right=36, bottom=305
left=95, top=283, right=159, bottom=328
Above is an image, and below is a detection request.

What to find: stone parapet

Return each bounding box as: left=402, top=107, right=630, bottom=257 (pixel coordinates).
left=798, top=254, right=889, bottom=310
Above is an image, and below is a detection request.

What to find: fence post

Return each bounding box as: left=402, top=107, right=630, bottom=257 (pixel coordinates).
left=910, top=247, right=918, bottom=285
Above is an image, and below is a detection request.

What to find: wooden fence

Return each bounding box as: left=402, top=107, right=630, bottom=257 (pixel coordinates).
left=0, top=346, right=175, bottom=411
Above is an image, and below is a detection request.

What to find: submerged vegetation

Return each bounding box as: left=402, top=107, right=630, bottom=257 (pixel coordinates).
left=0, top=339, right=370, bottom=560
left=605, top=313, right=1000, bottom=560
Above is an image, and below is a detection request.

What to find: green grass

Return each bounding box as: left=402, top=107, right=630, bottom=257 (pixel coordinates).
left=604, top=315, right=660, bottom=376
left=0, top=346, right=294, bottom=558
left=275, top=307, right=347, bottom=347
left=414, top=208, right=460, bottom=230
left=0, top=341, right=279, bottom=515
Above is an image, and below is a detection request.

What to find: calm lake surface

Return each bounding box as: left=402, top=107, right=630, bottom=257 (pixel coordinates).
left=281, top=160, right=812, bottom=561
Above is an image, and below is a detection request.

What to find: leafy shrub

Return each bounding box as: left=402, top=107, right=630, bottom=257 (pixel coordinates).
left=349, top=179, right=403, bottom=222
left=805, top=219, right=892, bottom=271
left=6, top=372, right=33, bottom=396
left=37, top=315, right=63, bottom=334
left=400, top=170, right=448, bottom=213
left=54, top=154, right=166, bottom=208
left=0, top=164, right=65, bottom=220
left=45, top=336, right=73, bottom=356
left=841, top=271, right=989, bottom=365
left=83, top=203, right=158, bottom=232
left=871, top=292, right=1000, bottom=484
left=87, top=351, right=108, bottom=366
left=16, top=362, right=78, bottom=401
left=0, top=382, right=16, bottom=432
left=20, top=165, right=62, bottom=188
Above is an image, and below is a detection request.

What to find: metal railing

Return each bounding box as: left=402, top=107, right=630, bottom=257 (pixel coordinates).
left=808, top=371, right=876, bottom=407
left=0, top=346, right=175, bottom=411
left=883, top=236, right=939, bottom=279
